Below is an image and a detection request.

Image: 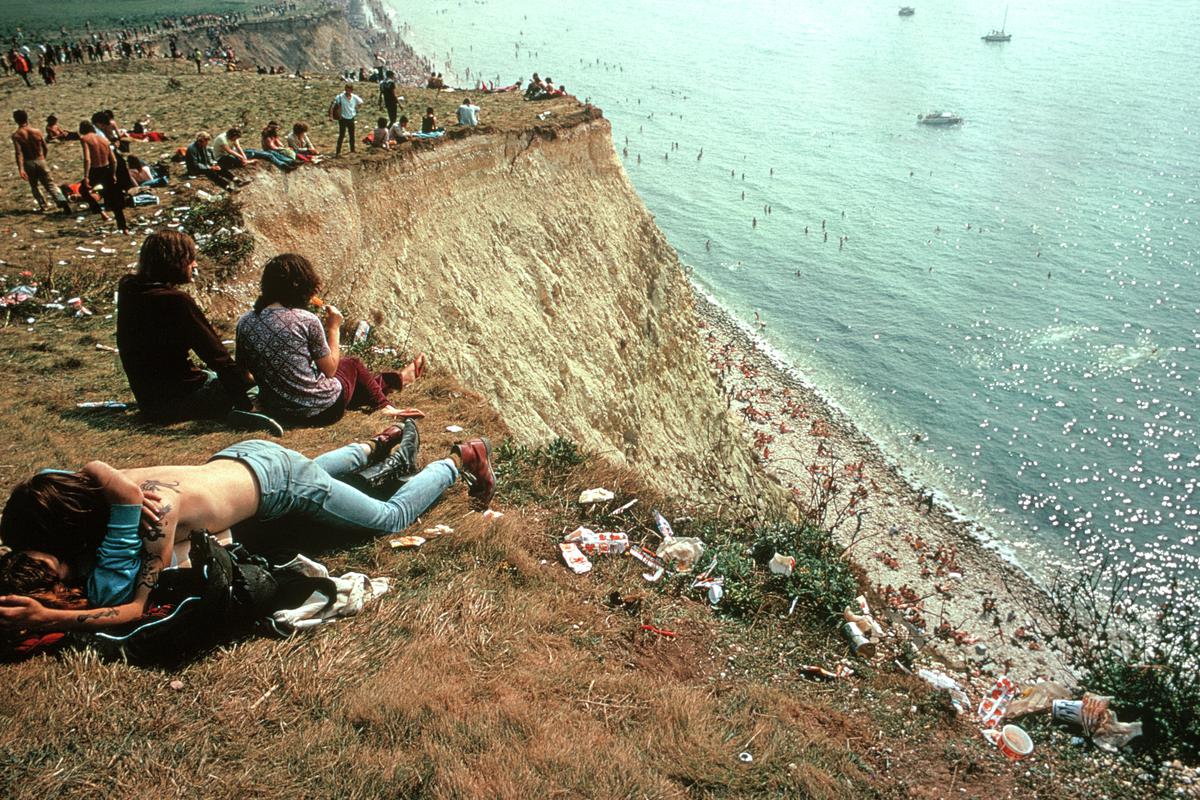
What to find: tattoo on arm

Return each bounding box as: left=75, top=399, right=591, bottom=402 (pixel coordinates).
left=141, top=503, right=172, bottom=542
left=76, top=607, right=118, bottom=624
left=137, top=548, right=161, bottom=591
left=140, top=478, right=181, bottom=494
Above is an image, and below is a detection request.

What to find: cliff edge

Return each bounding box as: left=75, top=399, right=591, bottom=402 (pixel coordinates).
left=240, top=115, right=783, bottom=507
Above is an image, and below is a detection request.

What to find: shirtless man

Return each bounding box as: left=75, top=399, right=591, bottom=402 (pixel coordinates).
left=11, top=110, right=70, bottom=213
left=0, top=433, right=494, bottom=632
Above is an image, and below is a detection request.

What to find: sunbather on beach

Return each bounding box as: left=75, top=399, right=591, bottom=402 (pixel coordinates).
left=0, top=431, right=495, bottom=632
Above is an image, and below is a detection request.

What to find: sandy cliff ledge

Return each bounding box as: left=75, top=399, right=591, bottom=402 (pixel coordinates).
left=239, top=117, right=783, bottom=506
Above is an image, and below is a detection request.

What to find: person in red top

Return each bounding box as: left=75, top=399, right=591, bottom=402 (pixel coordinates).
left=8, top=51, right=32, bottom=88
left=10, top=110, right=70, bottom=214
left=78, top=120, right=128, bottom=233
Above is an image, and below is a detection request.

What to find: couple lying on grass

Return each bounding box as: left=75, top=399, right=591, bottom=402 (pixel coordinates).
left=0, top=426, right=495, bottom=637
left=120, top=232, right=424, bottom=434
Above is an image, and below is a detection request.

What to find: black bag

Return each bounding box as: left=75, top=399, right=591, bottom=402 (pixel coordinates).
left=92, top=531, right=337, bottom=666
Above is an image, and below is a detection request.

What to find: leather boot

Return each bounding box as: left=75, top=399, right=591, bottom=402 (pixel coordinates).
left=452, top=437, right=495, bottom=508
left=348, top=419, right=420, bottom=497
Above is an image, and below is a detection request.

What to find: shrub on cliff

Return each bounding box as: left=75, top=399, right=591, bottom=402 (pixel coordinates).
left=1046, top=546, right=1200, bottom=761
left=181, top=196, right=254, bottom=280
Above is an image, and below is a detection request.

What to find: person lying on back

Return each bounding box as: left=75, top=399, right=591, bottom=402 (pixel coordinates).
left=0, top=430, right=496, bottom=633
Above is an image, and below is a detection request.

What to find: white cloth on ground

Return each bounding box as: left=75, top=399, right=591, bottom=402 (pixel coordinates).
left=271, top=553, right=391, bottom=631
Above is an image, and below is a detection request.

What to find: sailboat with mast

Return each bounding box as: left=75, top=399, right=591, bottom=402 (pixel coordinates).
left=981, top=6, right=1012, bottom=42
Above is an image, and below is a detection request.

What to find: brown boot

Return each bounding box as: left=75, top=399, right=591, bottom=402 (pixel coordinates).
left=368, top=423, right=407, bottom=463
left=452, top=437, right=495, bottom=508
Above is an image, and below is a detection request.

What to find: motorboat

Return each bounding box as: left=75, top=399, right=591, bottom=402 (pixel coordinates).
left=899, top=7, right=915, bottom=16
left=917, top=111, right=963, bottom=126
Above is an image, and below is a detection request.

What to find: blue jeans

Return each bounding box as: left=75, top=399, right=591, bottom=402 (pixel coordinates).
left=210, top=440, right=458, bottom=534
left=243, top=147, right=296, bottom=169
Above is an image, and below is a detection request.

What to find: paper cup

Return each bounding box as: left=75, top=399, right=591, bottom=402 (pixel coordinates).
left=996, top=724, right=1034, bottom=760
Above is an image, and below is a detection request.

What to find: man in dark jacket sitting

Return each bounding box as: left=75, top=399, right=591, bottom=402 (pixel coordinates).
left=116, top=230, right=279, bottom=434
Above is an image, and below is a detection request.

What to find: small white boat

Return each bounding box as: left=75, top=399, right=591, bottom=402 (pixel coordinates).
left=982, top=7, right=1012, bottom=41
left=917, top=111, right=963, bottom=126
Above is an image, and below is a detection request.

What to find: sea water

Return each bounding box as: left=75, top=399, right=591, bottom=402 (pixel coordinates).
left=387, top=0, right=1200, bottom=586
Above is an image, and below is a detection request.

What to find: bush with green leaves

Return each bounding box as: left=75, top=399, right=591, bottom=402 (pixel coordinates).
left=181, top=195, right=255, bottom=280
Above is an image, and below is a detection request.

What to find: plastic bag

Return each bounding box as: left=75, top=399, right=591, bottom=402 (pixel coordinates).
left=1004, top=681, right=1073, bottom=720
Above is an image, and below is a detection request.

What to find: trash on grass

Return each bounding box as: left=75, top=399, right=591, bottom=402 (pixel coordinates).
left=560, top=542, right=592, bottom=574
left=578, top=487, right=615, bottom=504
left=917, top=668, right=969, bottom=715
left=738, top=751, right=753, bottom=763
left=1004, top=681, right=1072, bottom=721
left=353, top=320, right=370, bottom=344
left=612, top=498, right=638, bottom=515
left=983, top=724, right=1034, bottom=761
left=768, top=553, right=795, bottom=576
left=841, top=621, right=876, bottom=658
left=799, top=663, right=855, bottom=681
left=389, top=536, right=426, bottom=548
left=481, top=509, right=504, bottom=521
left=94, top=343, right=119, bottom=353
left=1053, top=694, right=1144, bottom=753
left=76, top=401, right=128, bottom=410
left=564, top=526, right=628, bottom=555
left=977, top=675, right=1017, bottom=730
left=1, top=285, right=37, bottom=306
left=640, top=623, right=676, bottom=638
left=423, top=524, right=454, bottom=537
left=627, top=544, right=664, bottom=582
left=445, top=425, right=464, bottom=433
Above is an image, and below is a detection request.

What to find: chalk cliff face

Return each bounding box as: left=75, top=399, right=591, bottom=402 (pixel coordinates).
left=239, top=116, right=783, bottom=506
left=176, top=11, right=374, bottom=72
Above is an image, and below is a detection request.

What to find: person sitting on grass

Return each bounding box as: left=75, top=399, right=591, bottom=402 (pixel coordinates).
left=369, top=116, right=390, bottom=149
left=184, top=131, right=237, bottom=191
left=389, top=115, right=410, bottom=144
left=116, top=230, right=280, bottom=434
left=0, top=430, right=495, bottom=633
left=286, top=122, right=318, bottom=158
left=523, top=73, right=544, bottom=100
left=456, top=98, right=480, bottom=127
left=45, top=115, right=78, bottom=142
left=421, top=106, right=438, bottom=134
left=235, top=253, right=427, bottom=427
left=261, top=120, right=307, bottom=163
left=129, top=114, right=168, bottom=142
left=125, top=155, right=168, bottom=188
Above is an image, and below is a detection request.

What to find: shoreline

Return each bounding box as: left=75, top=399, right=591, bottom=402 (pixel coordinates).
left=691, top=284, right=1073, bottom=684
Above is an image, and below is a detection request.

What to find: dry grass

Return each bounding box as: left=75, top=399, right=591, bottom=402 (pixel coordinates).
left=0, top=61, right=1156, bottom=799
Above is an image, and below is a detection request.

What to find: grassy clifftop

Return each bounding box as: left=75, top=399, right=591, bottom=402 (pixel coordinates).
left=0, top=61, right=1160, bottom=798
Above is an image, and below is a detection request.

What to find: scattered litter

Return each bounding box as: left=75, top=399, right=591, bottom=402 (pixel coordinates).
left=196, top=189, right=220, bottom=202
left=627, top=544, right=665, bottom=582
left=99, top=247, right=117, bottom=255
left=168, top=679, right=185, bottom=691
left=67, top=298, right=93, bottom=317
left=611, top=498, right=638, bottom=515
left=75, top=246, right=96, bottom=253
left=422, top=524, right=454, bottom=537
left=353, top=320, right=370, bottom=344
left=446, top=425, right=464, bottom=433
left=564, top=526, right=628, bottom=555
left=768, top=553, right=795, bottom=576
left=1, top=286, right=37, bottom=306
left=76, top=401, right=128, bottom=410
left=389, top=536, right=426, bottom=548
left=559, top=542, right=592, bottom=574
left=984, top=724, right=1034, bottom=761
left=653, top=510, right=675, bottom=540
left=738, top=751, right=753, bottom=763
left=690, top=558, right=724, bottom=605
left=799, top=664, right=854, bottom=681
left=977, top=675, right=1017, bottom=730
left=1005, top=681, right=1072, bottom=720
left=657, top=537, right=705, bottom=572
left=917, top=668, right=969, bottom=714
left=536, top=111, right=553, bottom=120
left=841, top=621, right=876, bottom=658
left=640, top=623, right=675, bottom=638
left=94, top=343, right=119, bottom=353
left=578, top=487, right=614, bottom=504
left=1053, top=694, right=1143, bottom=753
left=481, top=509, right=504, bottom=521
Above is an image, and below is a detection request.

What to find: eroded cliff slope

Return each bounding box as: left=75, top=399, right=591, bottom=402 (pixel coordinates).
left=240, top=117, right=783, bottom=506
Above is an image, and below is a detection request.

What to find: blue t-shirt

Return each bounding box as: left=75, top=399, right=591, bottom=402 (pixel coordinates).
left=87, top=504, right=143, bottom=607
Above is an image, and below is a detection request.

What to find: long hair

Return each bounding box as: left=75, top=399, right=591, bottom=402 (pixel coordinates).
left=0, top=551, right=89, bottom=610
left=0, top=472, right=108, bottom=559
left=137, top=230, right=196, bottom=284
left=254, top=253, right=321, bottom=313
